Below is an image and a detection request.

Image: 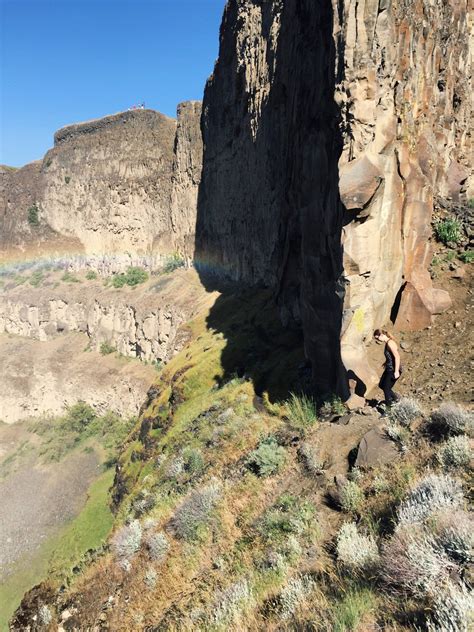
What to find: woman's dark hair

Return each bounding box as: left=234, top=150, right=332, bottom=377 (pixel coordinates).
left=374, top=328, right=396, bottom=341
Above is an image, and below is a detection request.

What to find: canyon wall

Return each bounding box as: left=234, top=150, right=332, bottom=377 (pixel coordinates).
left=0, top=104, right=202, bottom=267
left=196, top=0, right=472, bottom=395
left=0, top=270, right=214, bottom=364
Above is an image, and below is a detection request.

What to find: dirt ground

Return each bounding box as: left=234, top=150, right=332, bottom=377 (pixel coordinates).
left=368, top=264, right=473, bottom=408
left=0, top=332, right=157, bottom=423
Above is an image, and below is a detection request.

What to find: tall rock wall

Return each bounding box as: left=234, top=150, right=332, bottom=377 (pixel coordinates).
left=41, top=109, right=177, bottom=257
left=0, top=104, right=203, bottom=267
left=196, top=0, right=471, bottom=396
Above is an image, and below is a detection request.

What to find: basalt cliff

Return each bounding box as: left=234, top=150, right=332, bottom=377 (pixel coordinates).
left=196, top=0, right=472, bottom=396
left=1, top=102, right=202, bottom=267
left=4, top=1, right=473, bottom=630
left=1, top=1, right=471, bottom=398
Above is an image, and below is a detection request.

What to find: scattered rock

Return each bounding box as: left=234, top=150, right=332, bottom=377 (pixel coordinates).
left=452, top=267, right=466, bottom=280
left=354, top=425, right=399, bottom=469
left=345, top=393, right=366, bottom=411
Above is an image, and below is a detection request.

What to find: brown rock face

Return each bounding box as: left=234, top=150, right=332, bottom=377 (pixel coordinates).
left=196, top=0, right=471, bottom=396
left=0, top=104, right=203, bottom=267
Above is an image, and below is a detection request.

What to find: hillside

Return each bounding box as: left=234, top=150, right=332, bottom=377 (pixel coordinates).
left=9, top=263, right=472, bottom=631
left=1, top=0, right=472, bottom=630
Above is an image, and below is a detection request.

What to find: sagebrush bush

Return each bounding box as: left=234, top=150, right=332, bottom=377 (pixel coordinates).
left=165, top=456, right=185, bottom=479
left=431, top=402, right=474, bottom=437
left=299, top=442, right=325, bottom=475
left=279, top=574, right=315, bottom=620
left=85, top=270, right=97, bottom=280
left=119, top=558, right=131, bottom=572
left=38, top=604, right=52, bottom=625
left=286, top=392, right=318, bottom=430
left=171, top=479, right=221, bottom=541
left=437, top=435, right=472, bottom=469
left=339, top=480, right=364, bottom=513
left=432, top=510, right=473, bottom=564
left=381, top=526, right=455, bottom=598
left=246, top=437, right=286, bottom=477
left=336, top=522, right=379, bottom=573
left=133, top=489, right=155, bottom=516
left=145, top=531, right=170, bottom=562
left=427, top=584, right=474, bottom=632
left=398, top=474, right=464, bottom=525
left=213, top=579, right=253, bottom=626
left=112, top=520, right=142, bottom=559
left=384, top=420, right=407, bottom=447
left=388, top=397, right=423, bottom=426
left=144, top=567, right=158, bottom=589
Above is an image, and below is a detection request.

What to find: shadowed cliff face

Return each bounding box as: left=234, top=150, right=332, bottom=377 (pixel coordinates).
left=196, top=0, right=348, bottom=397
left=196, top=0, right=471, bottom=397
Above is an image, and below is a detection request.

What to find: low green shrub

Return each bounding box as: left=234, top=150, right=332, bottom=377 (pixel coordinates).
left=434, top=218, right=462, bottom=245
left=260, top=494, right=314, bottom=542
left=61, top=270, right=80, bottom=283
left=27, top=204, right=39, bottom=226
left=458, top=250, right=474, bottom=263
left=85, top=270, right=98, bottom=280
left=29, top=270, right=44, bottom=287
left=111, top=266, right=148, bottom=288
left=246, top=437, right=286, bottom=477
left=163, top=253, right=185, bottom=274
left=64, top=401, right=97, bottom=432
left=100, top=341, right=116, bottom=355
left=320, top=393, right=346, bottom=416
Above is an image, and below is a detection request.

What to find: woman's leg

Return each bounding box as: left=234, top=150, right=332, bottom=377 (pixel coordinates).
left=380, top=370, right=397, bottom=405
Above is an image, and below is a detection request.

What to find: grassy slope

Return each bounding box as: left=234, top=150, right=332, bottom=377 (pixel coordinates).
left=45, top=291, right=385, bottom=630
left=0, top=466, right=114, bottom=631
left=10, top=285, right=473, bottom=630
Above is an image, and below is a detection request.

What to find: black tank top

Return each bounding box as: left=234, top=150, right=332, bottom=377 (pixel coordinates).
left=384, top=342, right=402, bottom=373
left=384, top=343, right=394, bottom=371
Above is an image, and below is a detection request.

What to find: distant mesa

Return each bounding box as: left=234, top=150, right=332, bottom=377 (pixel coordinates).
left=0, top=102, right=203, bottom=269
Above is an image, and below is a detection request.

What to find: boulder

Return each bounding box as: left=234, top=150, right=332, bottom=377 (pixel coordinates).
left=355, top=425, right=399, bottom=468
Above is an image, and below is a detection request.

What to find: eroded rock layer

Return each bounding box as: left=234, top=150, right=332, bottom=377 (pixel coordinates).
left=0, top=270, right=215, bottom=364
left=196, top=0, right=471, bottom=395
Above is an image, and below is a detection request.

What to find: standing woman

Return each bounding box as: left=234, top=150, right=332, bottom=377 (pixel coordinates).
left=374, top=329, right=402, bottom=405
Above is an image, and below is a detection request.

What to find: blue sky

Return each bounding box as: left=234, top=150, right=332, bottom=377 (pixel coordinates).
left=0, top=0, right=225, bottom=166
